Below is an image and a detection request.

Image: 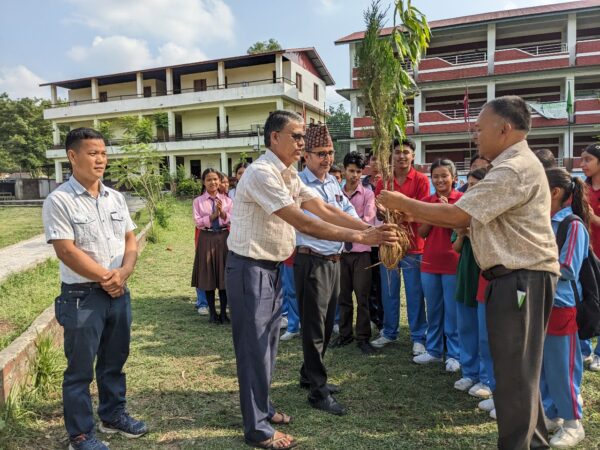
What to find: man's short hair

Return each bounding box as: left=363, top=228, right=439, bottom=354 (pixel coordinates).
left=329, top=165, right=342, bottom=173
left=263, top=110, right=303, bottom=147
left=469, top=153, right=490, bottom=167
left=484, top=95, right=531, bottom=132
left=343, top=151, right=366, bottom=169
left=65, top=127, right=104, bottom=153
left=533, top=148, right=557, bottom=169
left=393, top=138, right=416, bottom=152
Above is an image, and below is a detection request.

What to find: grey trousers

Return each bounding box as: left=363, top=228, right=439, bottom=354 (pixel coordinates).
left=485, top=269, right=557, bottom=450
left=225, top=252, right=282, bottom=443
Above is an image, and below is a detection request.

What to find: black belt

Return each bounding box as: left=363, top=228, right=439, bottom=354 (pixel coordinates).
left=228, top=251, right=281, bottom=269
left=61, top=282, right=103, bottom=289
left=296, top=246, right=341, bottom=262
left=482, top=265, right=520, bottom=281
left=201, top=227, right=229, bottom=233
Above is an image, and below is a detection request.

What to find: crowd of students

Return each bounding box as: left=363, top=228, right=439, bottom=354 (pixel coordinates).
left=190, top=138, right=600, bottom=449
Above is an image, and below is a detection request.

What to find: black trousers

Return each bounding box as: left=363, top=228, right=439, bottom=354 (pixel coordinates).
left=368, top=246, right=383, bottom=329
left=339, top=252, right=372, bottom=342
left=485, top=270, right=557, bottom=450
left=294, top=252, right=340, bottom=400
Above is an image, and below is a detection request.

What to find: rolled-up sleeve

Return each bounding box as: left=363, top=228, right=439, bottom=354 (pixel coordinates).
left=455, top=166, right=527, bottom=225
left=246, top=167, right=296, bottom=215
left=42, top=196, right=74, bottom=243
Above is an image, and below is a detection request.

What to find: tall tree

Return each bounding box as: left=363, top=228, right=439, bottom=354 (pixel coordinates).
left=0, top=93, right=53, bottom=176
left=247, top=38, right=283, bottom=54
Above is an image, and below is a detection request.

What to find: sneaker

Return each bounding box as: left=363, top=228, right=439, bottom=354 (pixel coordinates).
left=68, top=433, right=109, bottom=450
left=468, top=382, right=493, bottom=399
left=583, top=354, right=593, bottom=365
left=280, top=331, right=300, bottom=341
left=550, top=423, right=585, bottom=448
left=478, top=398, right=495, bottom=412
left=197, top=306, right=209, bottom=316
left=413, top=352, right=442, bottom=364
left=445, top=358, right=461, bottom=373
left=489, top=408, right=497, bottom=420
left=98, top=412, right=148, bottom=438
left=332, top=324, right=340, bottom=335
left=357, top=340, right=377, bottom=356
left=371, top=334, right=396, bottom=349
left=454, top=377, right=475, bottom=392
left=590, top=354, right=600, bottom=372
left=412, top=342, right=426, bottom=356
left=330, top=335, right=354, bottom=348
left=280, top=316, right=289, bottom=329
left=545, top=417, right=564, bottom=434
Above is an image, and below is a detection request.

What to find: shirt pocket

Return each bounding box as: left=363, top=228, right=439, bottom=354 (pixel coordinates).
left=72, top=214, right=97, bottom=245
left=110, top=211, right=126, bottom=239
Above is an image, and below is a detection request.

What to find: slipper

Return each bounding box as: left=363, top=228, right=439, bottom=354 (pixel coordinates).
left=268, top=412, right=293, bottom=425
left=245, top=435, right=298, bottom=449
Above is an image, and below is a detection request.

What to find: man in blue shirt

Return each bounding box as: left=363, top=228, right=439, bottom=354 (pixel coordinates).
left=295, top=124, right=359, bottom=416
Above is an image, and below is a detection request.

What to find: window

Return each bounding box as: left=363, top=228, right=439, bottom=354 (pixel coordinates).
left=296, top=73, right=303, bottom=92
left=194, top=79, right=207, bottom=92
left=313, top=83, right=319, bottom=102
left=99, top=91, right=108, bottom=102
left=143, top=86, right=152, bottom=97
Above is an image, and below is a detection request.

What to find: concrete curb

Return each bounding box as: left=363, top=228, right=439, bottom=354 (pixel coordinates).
left=0, top=221, right=153, bottom=404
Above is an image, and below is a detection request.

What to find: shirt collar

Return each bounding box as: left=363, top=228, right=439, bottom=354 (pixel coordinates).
left=491, top=139, right=529, bottom=167
left=264, top=149, right=297, bottom=174
left=301, top=167, right=335, bottom=186
left=435, top=189, right=461, bottom=201
left=552, top=206, right=573, bottom=222
left=68, top=175, right=108, bottom=197
left=343, top=182, right=364, bottom=198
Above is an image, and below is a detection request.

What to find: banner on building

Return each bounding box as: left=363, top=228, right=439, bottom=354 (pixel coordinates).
left=527, top=101, right=569, bottom=119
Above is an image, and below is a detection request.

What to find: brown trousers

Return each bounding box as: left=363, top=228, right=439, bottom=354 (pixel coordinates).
left=338, top=252, right=372, bottom=342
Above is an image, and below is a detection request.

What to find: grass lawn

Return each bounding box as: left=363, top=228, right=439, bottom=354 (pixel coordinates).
left=0, top=207, right=43, bottom=249
left=2, top=200, right=599, bottom=449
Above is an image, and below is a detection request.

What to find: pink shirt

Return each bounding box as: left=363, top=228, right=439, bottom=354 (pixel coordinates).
left=343, top=183, right=376, bottom=253
left=192, top=192, right=232, bottom=229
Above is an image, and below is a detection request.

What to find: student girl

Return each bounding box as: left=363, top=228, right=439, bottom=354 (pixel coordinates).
left=414, top=159, right=462, bottom=372
left=539, top=167, right=590, bottom=448
left=452, top=167, right=491, bottom=395
left=191, top=168, right=233, bottom=324
left=228, top=162, right=249, bottom=201
left=580, top=143, right=600, bottom=371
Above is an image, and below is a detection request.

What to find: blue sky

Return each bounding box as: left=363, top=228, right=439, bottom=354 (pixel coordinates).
left=0, top=0, right=574, bottom=105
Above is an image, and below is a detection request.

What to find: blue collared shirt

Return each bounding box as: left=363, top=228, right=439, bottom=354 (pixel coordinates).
left=295, top=168, right=358, bottom=255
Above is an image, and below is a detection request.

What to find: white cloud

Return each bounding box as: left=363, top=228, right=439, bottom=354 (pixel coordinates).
left=66, top=0, right=235, bottom=46
left=0, top=65, right=48, bottom=99
left=314, top=0, right=340, bottom=15
left=67, top=36, right=207, bottom=75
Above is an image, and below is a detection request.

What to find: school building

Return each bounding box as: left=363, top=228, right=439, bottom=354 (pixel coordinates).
left=335, top=0, right=600, bottom=171
left=41, top=48, right=334, bottom=182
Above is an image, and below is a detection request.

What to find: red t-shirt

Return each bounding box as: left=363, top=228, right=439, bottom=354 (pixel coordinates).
left=421, top=190, right=463, bottom=274
left=476, top=273, right=488, bottom=303
left=588, top=185, right=600, bottom=258
left=375, top=167, right=430, bottom=254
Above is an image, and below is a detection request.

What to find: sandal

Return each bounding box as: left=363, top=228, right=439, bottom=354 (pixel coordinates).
left=268, top=411, right=293, bottom=425
left=245, top=431, right=298, bottom=449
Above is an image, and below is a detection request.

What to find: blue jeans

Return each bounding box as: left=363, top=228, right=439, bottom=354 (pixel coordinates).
left=55, top=284, right=132, bottom=438
left=457, top=301, right=479, bottom=381
left=379, top=254, right=427, bottom=343
left=478, top=302, right=496, bottom=391
left=580, top=338, right=600, bottom=357
left=195, top=289, right=208, bottom=308
left=280, top=264, right=300, bottom=333
left=421, top=272, right=459, bottom=360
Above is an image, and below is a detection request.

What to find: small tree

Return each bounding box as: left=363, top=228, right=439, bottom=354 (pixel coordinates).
left=247, top=38, right=283, bottom=54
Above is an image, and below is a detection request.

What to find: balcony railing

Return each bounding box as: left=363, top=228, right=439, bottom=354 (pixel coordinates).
left=434, top=106, right=483, bottom=120
left=51, top=77, right=296, bottom=108
left=438, top=51, right=487, bottom=65
left=513, top=42, right=567, bottom=56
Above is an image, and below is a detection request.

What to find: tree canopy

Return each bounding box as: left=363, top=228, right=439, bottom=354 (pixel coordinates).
left=247, top=39, right=283, bottom=54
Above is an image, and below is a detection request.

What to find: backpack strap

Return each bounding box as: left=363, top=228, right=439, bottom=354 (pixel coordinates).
left=556, top=214, right=582, bottom=250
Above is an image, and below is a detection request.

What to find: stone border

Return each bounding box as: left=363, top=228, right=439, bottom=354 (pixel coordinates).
left=0, top=221, right=152, bottom=404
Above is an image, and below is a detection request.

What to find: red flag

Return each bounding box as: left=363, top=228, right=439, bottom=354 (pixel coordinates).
left=463, top=89, right=469, bottom=123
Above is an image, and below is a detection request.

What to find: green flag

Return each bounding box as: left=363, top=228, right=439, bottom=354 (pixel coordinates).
left=566, top=81, right=573, bottom=118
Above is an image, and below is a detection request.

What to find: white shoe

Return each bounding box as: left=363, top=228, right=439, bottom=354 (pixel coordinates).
left=550, top=423, right=585, bottom=448
left=280, top=330, right=299, bottom=341
left=545, top=417, right=564, bottom=434
left=468, top=382, right=493, bottom=399
left=333, top=324, right=340, bottom=335
left=454, top=377, right=475, bottom=392
left=412, top=342, right=426, bottom=356
left=371, top=334, right=396, bottom=349
left=197, top=306, right=209, bottom=316
left=489, top=408, right=496, bottom=420
left=583, top=354, right=593, bottom=365
left=478, top=398, right=495, bottom=412
left=445, top=358, right=461, bottom=373
left=280, top=316, right=288, bottom=329
left=413, top=352, right=442, bottom=364
left=590, top=354, right=600, bottom=371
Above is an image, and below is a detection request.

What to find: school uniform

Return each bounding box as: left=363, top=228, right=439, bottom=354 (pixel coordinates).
left=540, top=207, right=588, bottom=421
left=476, top=274, right=495, bottom=391
left=420, top=190, right=462, bottom=361
left=281, top=254, right=300, bottom=334
left=581, top=185, right=600, bottom=359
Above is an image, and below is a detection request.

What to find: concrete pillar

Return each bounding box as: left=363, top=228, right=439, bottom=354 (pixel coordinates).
left=349, top=141, right=358, bottom=153
left=350, top=93, right=358, bottom=138
left=275, top=54, right=283, bottom=82
left=93, top=118, right=99, bottom=129
left=218, top=61, right=226, bottom=88
left=487, top=81, right=496, bottom=101
left=413, top=92, right=424, bottom=133
left=219, top=105, right=227, bottom=136
left=168, top=154, right=177, bottom=177
left=349, top=43, right=356, bottom=84
left=183, top=157, right=191, bottom=178
left=487, top=23, right=496, bottom=75
left=567, top=13, right=577, bottom=66
left=166, top=68, right=173, bottom=94
left=414, top=139, right=424, bottom=165
left=136, top=72, right=143, bottom=97
left=276, top=98, right=284, bottom=110
left=50, top=85, right=57, bottom=106
left=52, top=122, right=61, bottom=146
left=563, top=129, right=574, bottom=159
left=54, top=160, right=63, bottom=183
left=167, top=111, right=176, bottom=138
left=91, top=78, right=98, bottom=101
left=220, top=151, right=228, bottom=175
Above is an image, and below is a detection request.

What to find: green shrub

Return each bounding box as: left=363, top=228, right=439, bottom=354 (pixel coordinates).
left=176, top=178, right=202, bottom=197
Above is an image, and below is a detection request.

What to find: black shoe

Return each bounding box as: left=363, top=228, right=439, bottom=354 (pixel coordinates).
left=357, top=340, right=377, bottom=356
left=208, top=312, right=220, bottom=324
left=330, top=335, right=354, bottom=348
left=219, top=313, right=230, bottom=324
left=308, top=394, right=347, bottom=416
left=299, top=380, right=341, bottom=394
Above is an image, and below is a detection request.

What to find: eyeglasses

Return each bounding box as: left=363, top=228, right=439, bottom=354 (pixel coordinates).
left=283, top=132, right=305, bottom=143
left=306, top=150, right=335, bottom=159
